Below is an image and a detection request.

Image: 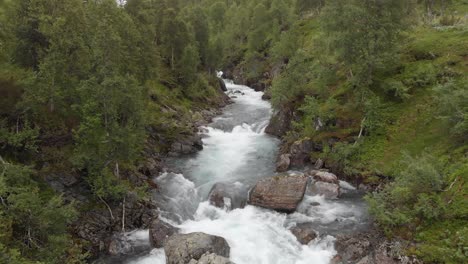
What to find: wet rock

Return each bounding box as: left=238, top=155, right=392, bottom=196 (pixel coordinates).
left=169, top=135, right=204, bottom=157
left=188, top=253, right=234, bottom=264
left=314, top=158, right=324, bottom=169
left=208, top=182, right=248, bottom=210
left=74, top=193, right=158, bottom=256
left=289, top=223, right=318, bottom=245
left=107, top=231, right=151, bottom=256
left=218, top=78, right=227, bottom=92
left=107, top=234, right=133, bottom=256
left=334, top=233, right=372, bottom=262
left=249, top=175, right=308, bottom=213
left=307, top=170, right=339, bottom=184
left=306, top=181, right=340, bottom=199
left=289, top=139, right=322, bottom=167
left=265, top=108, right=293, bottom=137
left=276, top=154, right=291, bottom=172
left=165, top=232, right=230, bottom=264
left=150, top=218, right=179, bottom=248
left=261, top=89, right=272, bottom=100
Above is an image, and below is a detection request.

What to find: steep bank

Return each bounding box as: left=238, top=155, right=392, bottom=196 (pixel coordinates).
left=226, top=3, right=468, bottom=263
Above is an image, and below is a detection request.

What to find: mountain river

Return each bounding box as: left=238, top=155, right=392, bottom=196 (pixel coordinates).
left=107, top=80, right=370, bottom=264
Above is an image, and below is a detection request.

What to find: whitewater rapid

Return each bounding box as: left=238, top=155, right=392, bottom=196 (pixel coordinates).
left=119, top=81, right=368, bottom=264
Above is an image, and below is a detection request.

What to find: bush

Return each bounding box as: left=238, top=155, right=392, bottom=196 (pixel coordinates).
left=366, top=153, right=444, bottom=233
left=433, top=78, right=468, bottom=140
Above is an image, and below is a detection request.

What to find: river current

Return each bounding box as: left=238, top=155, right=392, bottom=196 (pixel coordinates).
left=111, top=80, right=369, bottom=264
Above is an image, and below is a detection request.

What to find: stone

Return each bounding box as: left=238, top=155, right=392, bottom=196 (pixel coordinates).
left=265, top=108, right=293, bottom=137
left=314, top=158, right=324, bottom=169
left=218, top=78, right=227, bottom=92
left=188, top=253, right=235, bottom=264
left=208, top=182, right=248, bottom=210
left=307, top=170, right=339, bottom=184
left=276, top=154, right=291, bottom=172
left=334, top=233, right=372, bottom=262
left=249, top=175, right=308, bottom=213
left=289, top=223, right=318, bottom=245
left=165, top=232, right=230, bottom=264
left=108, top=235, right=133, bottom=256
left=306, top=181, right=340, bottom=199
left=149, top=218, right=179, bottom=248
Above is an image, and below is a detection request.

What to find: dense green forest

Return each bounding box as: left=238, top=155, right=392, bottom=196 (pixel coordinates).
left=0, top=0, right=466, bottom=263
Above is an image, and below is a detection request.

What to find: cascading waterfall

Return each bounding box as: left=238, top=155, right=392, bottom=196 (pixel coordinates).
left=118, top=80, right=369, bottom=264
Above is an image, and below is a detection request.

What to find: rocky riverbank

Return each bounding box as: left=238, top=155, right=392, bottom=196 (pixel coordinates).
left=67, top=79, right=231, bottom=260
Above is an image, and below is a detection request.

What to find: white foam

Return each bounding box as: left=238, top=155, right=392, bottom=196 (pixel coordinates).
left=178, top=202, right=336, bottom=264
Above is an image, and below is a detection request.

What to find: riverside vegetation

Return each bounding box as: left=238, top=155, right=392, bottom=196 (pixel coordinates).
left=0, top=0, right=467, bottom=263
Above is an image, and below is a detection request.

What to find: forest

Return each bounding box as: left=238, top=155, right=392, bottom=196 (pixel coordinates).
left=0, top=0, right=466, bottom=263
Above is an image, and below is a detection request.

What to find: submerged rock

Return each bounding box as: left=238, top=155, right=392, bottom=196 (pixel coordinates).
left=188, top=253, right=234, bottom=264
left=149, top=218, right=179, bottom=248
left=249, top=175, right=308, bottom=213
left=276, top=154, right=291, bottom=172
left=289, top=223, right=318, bottom=245
left=165, top=232, right=230, bottom=264
left=208, top=182, right=248, bottom=210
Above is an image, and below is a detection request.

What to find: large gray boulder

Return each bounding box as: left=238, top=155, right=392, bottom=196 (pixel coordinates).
left=149, top=218, right=179, bottom=248
left=249, top=175, right=308, bottom=213
left=164, top=232, right=230, bottom=264
left=188, top=253, right=234, bottom=264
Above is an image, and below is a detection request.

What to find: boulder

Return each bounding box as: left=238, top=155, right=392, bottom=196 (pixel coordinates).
left=314, top=158, right=324, bottom=170
left=107, top=235, right=133, bottom=256
left=289, top=139, right=322, bottom=167
left=306, top=181, right=340, bottom=199
left=165, top=232, right=230, bottom=264
left=149, top=218, right=179, bottom=248
left=169, top=135, right=204, bottom=157
left=107, top=231, right=151, bottom=256
left=208, top=182, right=248, bottom=210
left=307, top=170, right=339, bottom=184
left=265, top=108, right=293, bottom=137
left=218, top=78, right=227, bottom=92
left=289, top=223, right=318, bottom=245
left=249, top=175, right=308, bottom=213
left=334, top=233, right=372, bottom=263
left=276, top=154, right=291, bottom=172
left=188, top=253, right=234, bottom=264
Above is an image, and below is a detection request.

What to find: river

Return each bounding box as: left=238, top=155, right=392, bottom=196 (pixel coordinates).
left=109, top=80, right=369, bottom=264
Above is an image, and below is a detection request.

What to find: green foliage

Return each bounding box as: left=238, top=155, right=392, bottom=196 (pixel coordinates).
left=366, top=154, right=444, bottom=231
left=321, top=0, right=413, bottom=89
left=0, top=161, right=77, bottom=264
left=433, top=78, right=468, bottom=139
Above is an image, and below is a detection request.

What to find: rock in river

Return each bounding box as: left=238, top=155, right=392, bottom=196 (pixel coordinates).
left=289, top=223, right=318, bottom=245
left=306, top=181, right=340, bottom=199
left=188, top=253, right=234, bottom=264
left=208, top=182, right=248, bottom=210
left=248, top=175, right=308, bottom=213
left=149, top=218, right=179, bottom=248
left=165, top=232, right=230, bottom=264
